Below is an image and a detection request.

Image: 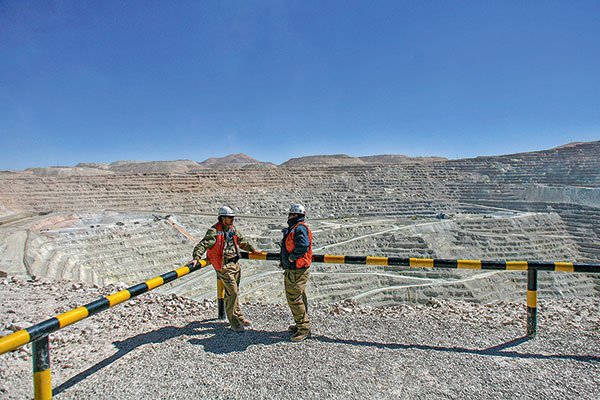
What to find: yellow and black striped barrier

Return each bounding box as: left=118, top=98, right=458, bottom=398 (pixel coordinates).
left=0, top=259, right=209, bottom=399
left=242, top=252, right=600, bottom=338
left=242, top=251, right=600, bottom=273
left=2, top=251, right=600, bottom=399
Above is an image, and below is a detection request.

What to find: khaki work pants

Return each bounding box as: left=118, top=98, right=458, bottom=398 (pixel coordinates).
left=215, top=262, right=245, bottom=329
left=284, top=268, right=310, bottom=334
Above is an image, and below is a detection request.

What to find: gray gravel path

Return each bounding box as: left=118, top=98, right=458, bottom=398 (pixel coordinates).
left=1, top=278, right=599, bottom=399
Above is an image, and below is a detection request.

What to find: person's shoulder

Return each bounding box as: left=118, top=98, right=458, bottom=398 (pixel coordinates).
left=296, top=223, right=309, bottom=232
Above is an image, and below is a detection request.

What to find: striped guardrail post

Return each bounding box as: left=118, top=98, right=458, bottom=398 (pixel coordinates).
left=527, top=269, right=538, bottom=338
left=217, top=278, right=225, bottom=320
left=32, top=336, right=51, bottom=400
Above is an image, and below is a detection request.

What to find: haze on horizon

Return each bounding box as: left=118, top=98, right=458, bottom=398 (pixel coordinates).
left=1, top=1, right=599, bottom=170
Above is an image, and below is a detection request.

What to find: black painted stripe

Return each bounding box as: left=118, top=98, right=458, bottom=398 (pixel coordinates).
left=527, top=306, right=537, bottom=337
left=574, top=264, right=600, bottom=273
left=312, top=254, right=325, bottom=263
left=32, top=337, right=50, bottom=371
left=189, top=263, right=203, bottom=273
left=481, top=261, right=507, bottom=270
left=527, top=262, right=554, bottom=271
left=386, top=257, right=408, bottom=267
left=127, top=283, right=148, bottom=297
left=161, top=271, right=178, bottom=284
left=218, top=299, right=225, bottom=319
left=26, top=318, right=60, bottom=342
left=434, top=259, right=458, bottom=268
left=84, top=298, right=110, bottom=316
left=527, top=270, right=538, bottom=291
left=266, top=253, right=280, bottom=261
left=345, top=256, right=367, bottom=264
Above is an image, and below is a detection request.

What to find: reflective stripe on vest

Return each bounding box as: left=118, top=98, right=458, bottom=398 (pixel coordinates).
left=206, top=223, right=239, bottom=271
left=285, top=221, right=313, bottom=268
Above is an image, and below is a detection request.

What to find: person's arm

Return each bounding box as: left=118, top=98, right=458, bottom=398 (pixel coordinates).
left=192, top=228, right=218, bottom=261
left=236, top=229, right=257, bottom=252
left=279, top=229, right=289, bottom=268
left=289, top=225, right=309, bottom=261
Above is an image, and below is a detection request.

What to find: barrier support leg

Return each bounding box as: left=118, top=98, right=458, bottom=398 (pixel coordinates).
left=32, top=335, right=52, bottom=400
left=217, top=278, right=225, bottom=320
left=527, top=269, right=538, bottom=338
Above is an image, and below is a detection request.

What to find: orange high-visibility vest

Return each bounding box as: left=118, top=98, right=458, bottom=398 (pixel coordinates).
left=206, top=223, right=239, bottom=271
left=285, top=221, right=313, bottom=268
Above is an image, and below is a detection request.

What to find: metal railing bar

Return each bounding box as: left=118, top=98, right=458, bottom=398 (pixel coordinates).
left=0, top=259, right=209, bottom=356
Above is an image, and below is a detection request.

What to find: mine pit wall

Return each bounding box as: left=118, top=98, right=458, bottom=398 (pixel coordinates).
left=461, top=200, right=600, bottom=263
left=0, top=167, right=474, bottom=219
left=523, top=184, right=600, bottom=208
left=24, top=215, right=194, bottom=286
left=8, top=210, right=598, bottom=306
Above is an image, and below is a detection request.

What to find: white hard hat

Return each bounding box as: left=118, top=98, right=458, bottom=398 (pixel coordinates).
left=218, top=206, right=236, bottom=217
left=288, top=204, right=306, bottom=215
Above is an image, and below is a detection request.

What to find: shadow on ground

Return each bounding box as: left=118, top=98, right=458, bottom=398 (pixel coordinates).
left=53, top=319, right=289, bottom=396
left=187, top=321, right=290, bottom=353
left=53, top=320, right=599, bottom=396
left=312, top=335, right=600, bottom=363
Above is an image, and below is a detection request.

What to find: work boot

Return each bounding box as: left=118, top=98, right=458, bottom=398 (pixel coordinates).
left=291, top=330, right=311, bottom=342
left=288, top=325, right=298, bottom=332
left=239, top=318, right=252, bottom=326
left=229, top=325, right=245, bottom=332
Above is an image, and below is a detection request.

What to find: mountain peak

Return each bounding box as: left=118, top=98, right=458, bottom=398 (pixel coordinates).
left=198, top=153, right=274, bottom=168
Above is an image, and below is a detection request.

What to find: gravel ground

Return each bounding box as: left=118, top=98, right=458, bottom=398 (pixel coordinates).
left=1, top=277, right=599, bottom=399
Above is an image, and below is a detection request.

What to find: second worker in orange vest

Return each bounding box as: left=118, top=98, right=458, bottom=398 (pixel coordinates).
left=190, top=206, right=258, bottom=332
left=280, top=203, right=313, bottom=341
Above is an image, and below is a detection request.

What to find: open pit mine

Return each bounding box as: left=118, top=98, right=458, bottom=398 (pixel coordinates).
left=1, top=141, right=599, bottom=305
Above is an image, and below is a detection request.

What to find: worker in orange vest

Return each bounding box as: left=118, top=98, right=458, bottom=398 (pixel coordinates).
left=280, top=203, right=313, bottom=341
left=189, top=206, right=258, bottom=332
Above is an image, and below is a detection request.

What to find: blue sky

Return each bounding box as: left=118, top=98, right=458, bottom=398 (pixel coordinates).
left=1, top=1, right=599, bottom=169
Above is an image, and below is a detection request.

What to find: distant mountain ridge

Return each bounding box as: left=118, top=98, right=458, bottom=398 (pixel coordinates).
left=13, top=140, right=600, bottom=174
left=359, top=154, right=447, bottom=163
left=281, top=153, right=448, bottom=167
left=108, top=160, right=205, bottom=174
left=281, top=154, right=366, bottom=167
